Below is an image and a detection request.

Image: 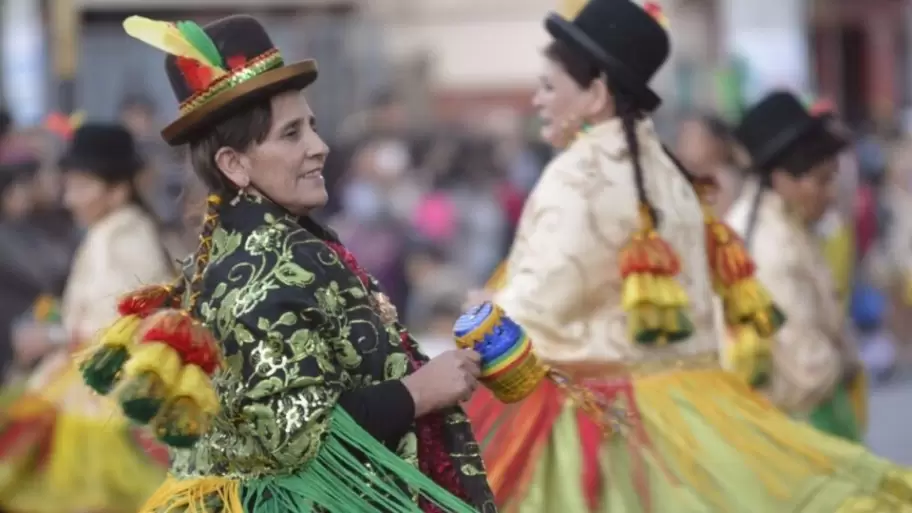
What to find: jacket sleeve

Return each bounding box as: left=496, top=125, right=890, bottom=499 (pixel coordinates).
left=755, top=243, right=841, bottom=414
left=213, top=222, right=411, bottom=469
left=496, top=149, right=629, bottom=355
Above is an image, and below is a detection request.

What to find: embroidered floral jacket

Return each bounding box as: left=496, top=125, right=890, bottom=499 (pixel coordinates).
left=171, top=195, right=495, bottom=511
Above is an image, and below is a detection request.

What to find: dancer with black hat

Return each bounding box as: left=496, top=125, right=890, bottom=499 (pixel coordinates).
left=727, top=92, right=867, bottom=441
left=77, top=13, right=494, bottom=513
left=462, top=0, right=912, bottom=511
left=0, top=122, right=173, bottom=513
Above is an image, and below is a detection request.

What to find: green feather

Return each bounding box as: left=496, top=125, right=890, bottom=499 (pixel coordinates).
left=176, top=20, right=224, bottom=69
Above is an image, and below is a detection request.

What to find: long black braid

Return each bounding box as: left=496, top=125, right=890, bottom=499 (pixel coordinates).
left=617, top=97, right=658, bottom=225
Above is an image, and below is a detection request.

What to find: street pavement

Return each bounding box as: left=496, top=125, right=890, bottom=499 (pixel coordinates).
left=866, top=374, right=912, bottom=465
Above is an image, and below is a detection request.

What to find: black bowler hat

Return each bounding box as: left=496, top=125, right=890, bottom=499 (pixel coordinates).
left=736, top=91, right=850, bottom=173
left=123, top=14, right=318, bottom=146
left=58, top=123, right=144, bottom=183
left=545, top=0, right=670, bottom=112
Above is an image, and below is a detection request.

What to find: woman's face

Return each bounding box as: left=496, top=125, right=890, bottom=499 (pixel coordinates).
left=677, top=120, right=724, bottom=173
left=63, top=170, right=129, bottom=227
left=217, top=90, right=330, bottom=217
left=773, top=157, right=838, bottom=225
left=532, top=58, right=591, bottom=148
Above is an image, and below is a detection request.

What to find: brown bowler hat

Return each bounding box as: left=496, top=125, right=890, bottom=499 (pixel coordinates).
left=123, top=14, right=318, bottom=146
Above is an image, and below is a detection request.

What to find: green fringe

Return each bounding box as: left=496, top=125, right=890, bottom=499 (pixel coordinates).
left=242, top=406, right=476, bottom=513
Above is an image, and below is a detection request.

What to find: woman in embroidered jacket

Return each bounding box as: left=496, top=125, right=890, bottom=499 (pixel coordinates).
left=464, top=1, right=912, bottom=511
left=726, top=92, right=866, bottom=442
left=0, top=123, right=173, bottom=513
left=77, top=14, right=495, bottom=513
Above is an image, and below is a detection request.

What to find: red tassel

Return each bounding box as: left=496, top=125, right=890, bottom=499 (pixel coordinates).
left=140, top=311, right=220, bottom=375
left=117, top=284, right=178, bottom=318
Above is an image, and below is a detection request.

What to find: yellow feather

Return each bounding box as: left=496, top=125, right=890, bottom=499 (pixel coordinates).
left=123, top=16, right=225, bottom=77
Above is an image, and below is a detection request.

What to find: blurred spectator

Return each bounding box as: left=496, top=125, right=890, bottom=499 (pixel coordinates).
left=338, top=87, right=410, bottom=143
left=412, top=294, right=462, bottom=359
left=118, top=94, right=185, bottom=230
left=676, top=113, right=744, bottom=214
left=333, top=139, right=414, bottom=315
left=416, top=137, right=509, bottom=285
left=405, top=239, right=467, bottom=327
left=0, top=151, right=73, bottom=377
left=0, top=109, right=11, bottom=159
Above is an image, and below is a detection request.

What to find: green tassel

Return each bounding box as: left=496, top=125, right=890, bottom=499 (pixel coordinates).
left=176, top=21, right=224, bottom=69
left=80, top=345, right=129, bottom=394
left=119, top=372, right=167, bottom=424
left=666, top=310, right=695, bottom=343
left=152, top=397, right=205, bottom=448
left=242, top=407, right=476, bottom=513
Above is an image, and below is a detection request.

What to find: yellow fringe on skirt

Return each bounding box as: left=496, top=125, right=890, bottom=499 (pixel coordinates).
left=0, top=410, right=167, bottom=513
left=506, top=363, right=912, bottom=512
left=138, top=475, right=244, bottom=513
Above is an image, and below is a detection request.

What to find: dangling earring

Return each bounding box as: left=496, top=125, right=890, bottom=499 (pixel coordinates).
left=230, top=184, right=251, bottom=205
left=557, top=115, right=581, bottom=148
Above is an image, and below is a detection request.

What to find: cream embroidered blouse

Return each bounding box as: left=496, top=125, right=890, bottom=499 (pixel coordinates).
left=726, top=179, right=851, bottom=414
left=495, top=118, right=718, bottom=371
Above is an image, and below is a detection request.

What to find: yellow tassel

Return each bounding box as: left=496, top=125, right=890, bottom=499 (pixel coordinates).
left=619, top=205, right=694, bottom=345
left=723, top=325, right=773, bottom=388
left=122, top=342, right=183, bottom=390
left=98, top=314, right=144, bottom=349
left=172, top=365, right=220, bottom=416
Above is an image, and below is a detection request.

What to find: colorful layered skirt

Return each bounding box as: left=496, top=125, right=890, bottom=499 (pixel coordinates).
left=0, top=349, right=168, bottom=513
left=467, top=353, right=912, bottom=512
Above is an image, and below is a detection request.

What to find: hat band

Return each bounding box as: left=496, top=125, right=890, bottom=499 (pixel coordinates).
left=179, top=49, right=285, bottom=115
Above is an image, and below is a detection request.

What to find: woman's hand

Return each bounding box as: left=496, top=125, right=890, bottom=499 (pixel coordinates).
left=402, top=349, right=481, bottom=417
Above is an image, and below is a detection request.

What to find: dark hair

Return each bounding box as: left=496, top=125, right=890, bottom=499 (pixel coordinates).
left=174, top=99, right=274, bottom=311
left=543, top=40, right=695, bottom=227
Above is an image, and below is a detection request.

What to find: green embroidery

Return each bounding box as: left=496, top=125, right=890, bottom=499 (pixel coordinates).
left=165, top=195, right=495, bottom=511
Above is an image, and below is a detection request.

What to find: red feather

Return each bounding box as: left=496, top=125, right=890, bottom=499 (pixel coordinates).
left=176, top=56, right=214, bottom=92
left=227, top=54, right=247, bottom=70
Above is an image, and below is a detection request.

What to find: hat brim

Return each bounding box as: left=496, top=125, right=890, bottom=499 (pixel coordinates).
left=162, top=59, right=318, bottom=146
left=545, top=13, right=661, bottom=112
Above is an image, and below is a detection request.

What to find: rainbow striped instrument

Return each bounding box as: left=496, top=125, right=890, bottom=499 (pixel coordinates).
left=454, top=302, right=547, bottom=403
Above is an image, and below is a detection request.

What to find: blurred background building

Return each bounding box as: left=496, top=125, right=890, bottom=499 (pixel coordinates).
left=1, top=0, right=911, bottom=131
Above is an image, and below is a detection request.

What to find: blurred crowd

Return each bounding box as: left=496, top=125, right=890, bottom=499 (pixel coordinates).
left=2, top=87, right=912, bottom=379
